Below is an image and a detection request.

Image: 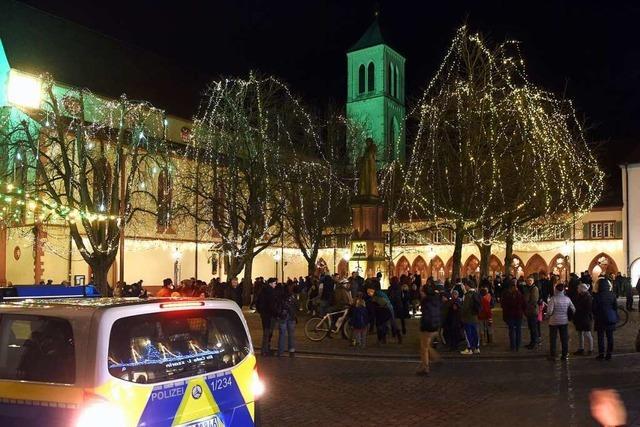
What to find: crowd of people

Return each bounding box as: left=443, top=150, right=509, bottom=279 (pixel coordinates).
left=105, top=267, right=638, bottom=367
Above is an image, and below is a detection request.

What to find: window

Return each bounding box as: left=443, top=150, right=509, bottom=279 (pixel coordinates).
left=358, top=65, right=365, bottom=94
left=554, top=226, right=567, bottom=240
left=388, top=63, right=393, bottom=96
left=0, top=315, right=75, bottom=384
left=108, top=309, right=250, bottom=384
left=400, top=234, right=407, bottom=245
left=590, top=221, right=615, bottom=239
left=433, top=230, right=443, bottom=244
left=367, top=63, right=375, bottom=92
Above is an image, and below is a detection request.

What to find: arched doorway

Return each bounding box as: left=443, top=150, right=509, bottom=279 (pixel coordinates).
left=430, top=255, right=445, bottom=281
left=445, top=257, right=454, bottom=279
left=395, top=256, right=410, bottom=278
left=412, top=256, right=428, bottom=281
left=549, top=254, right=570, bottom=282
left=463, top=255, right=480, bottom=279
left=337, top=259, right=349, bottom=279
left=525, top=254, right=548, bottom=278
left=509, top=255, right=525, bottom=279
left=589, top=253, right=619, bottom=280
left=488, top=255, right=503, bottom=278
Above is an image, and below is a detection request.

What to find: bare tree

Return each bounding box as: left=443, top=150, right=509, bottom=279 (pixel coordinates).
left=178, top=74, right=316, bottom=293
left=0, top=75, right=169, bottom=294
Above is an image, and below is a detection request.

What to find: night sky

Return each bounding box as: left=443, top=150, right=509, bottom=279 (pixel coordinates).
left=15, top=0, right=640, bottom=202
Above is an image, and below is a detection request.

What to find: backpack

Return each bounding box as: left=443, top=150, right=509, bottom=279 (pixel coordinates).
left=277, top=294, right=296, bottom=320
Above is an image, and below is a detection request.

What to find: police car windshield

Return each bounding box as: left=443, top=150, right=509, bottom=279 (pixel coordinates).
left=108, top=309, right=250, bottom=384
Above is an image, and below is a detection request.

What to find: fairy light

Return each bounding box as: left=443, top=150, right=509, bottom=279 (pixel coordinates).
left=395, top=26, right=602, bottom=252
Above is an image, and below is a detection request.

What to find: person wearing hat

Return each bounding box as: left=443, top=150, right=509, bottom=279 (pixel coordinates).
left=334, top=279, right=353, bottom=311
left=572, top=283, right=594, bottom=356
left=593, top=277, right=618, bottom=360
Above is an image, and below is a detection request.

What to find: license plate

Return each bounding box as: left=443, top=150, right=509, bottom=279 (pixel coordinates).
left=182, top=415, right=223, bottom=427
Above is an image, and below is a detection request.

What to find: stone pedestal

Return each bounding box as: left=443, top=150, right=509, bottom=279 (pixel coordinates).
left=350, top=195, right=387, bottom=286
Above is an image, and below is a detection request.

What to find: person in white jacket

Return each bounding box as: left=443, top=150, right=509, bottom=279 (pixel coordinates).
left=547, top=283, right=576, bottom=361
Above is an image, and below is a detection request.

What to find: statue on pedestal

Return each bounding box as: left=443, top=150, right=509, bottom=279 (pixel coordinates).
left=358, top=138, right=379, bottom=198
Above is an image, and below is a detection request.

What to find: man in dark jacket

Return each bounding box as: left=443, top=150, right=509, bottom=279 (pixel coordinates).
left=256, top=278, right=278, bottom=356
left=573, top=283, right=593, bottom=355
left=417, top=286, right=441, bottom=375
left=523, top=277, right=540, bottom=349
left=593, top=278, right=618, bottom=360
left=223, top=277, right=243, bottom=308
left=318, top=273, right=335, bottom=315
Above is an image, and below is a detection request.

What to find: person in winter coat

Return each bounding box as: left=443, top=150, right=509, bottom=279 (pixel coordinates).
left=478, top=286, right=493, bottom=345
left=256, top=278, right=278, bottom=356
left=573, top=283, right=594, bottom=356
left=223, top=277, right=243, bottom=308
left=400, top=282, right=412, bottom=334
left=333, top=279, right=353, bottom=310
left=547, top=283, right=576, bottom=361
left=350, top=296, right=369, bottom=348
left=460, top=282, right=481, bottom=355
left=593, top=278, right=618, bottom=360
left=523, top=277, right=540, bottom=349
left=367, top=287, right=393, bottom=344
left=442, top=290, right=464, bottom=351
left=417, top=285, right=442, bottom=375
left=388, top=276, right=404, bottom=337
left=501, top=279, right=526, bottom=351
left=276, top=282, right=299, bottom=357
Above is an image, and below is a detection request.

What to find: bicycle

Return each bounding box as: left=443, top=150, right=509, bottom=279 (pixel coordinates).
left=304, top=308, right=353, bottom=342
left=617, top=305, right=629, bottom=328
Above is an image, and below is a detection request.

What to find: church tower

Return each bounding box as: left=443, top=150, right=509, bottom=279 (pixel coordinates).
left=346, top=19, right=406, bottom=168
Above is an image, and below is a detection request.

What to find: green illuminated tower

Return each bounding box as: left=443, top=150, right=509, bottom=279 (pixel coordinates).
left=346, top=19, right=406, bottom=168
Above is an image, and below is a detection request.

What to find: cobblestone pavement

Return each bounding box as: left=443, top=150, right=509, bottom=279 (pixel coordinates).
left=245, top=303, right=640, bottom=358
left=257, top=352, right=640, bottom=427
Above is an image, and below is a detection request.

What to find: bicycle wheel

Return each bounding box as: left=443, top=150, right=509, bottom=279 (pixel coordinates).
left=617, top=306, right=629, bottom=328
left=342, top=319, right=353, bottom=340
left=305, top=317, right=330, bottom=341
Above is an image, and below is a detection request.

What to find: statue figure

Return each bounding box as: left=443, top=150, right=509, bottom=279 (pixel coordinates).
left=358, top=138, right=379, bottom=197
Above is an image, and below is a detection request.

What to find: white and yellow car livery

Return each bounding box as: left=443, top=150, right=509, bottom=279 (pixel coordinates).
left=0, top=298, right=264, bottom=426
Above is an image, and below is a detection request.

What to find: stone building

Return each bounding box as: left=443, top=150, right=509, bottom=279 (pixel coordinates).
left=0, top=6, right=633, bottom=289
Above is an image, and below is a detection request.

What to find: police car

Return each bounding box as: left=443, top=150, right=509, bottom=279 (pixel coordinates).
left=0, top=297, right=264, bottom=426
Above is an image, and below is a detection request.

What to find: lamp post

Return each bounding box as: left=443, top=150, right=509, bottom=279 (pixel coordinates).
left=172, top=247, right=182, bottom=286
left=561, top=241, right=571, bottom=284
left=426, top=245, right=435, bottom=279
left=273, top=251, right=281, bottom=282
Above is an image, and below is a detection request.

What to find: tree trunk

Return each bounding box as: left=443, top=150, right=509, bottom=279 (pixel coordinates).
left=452, top=220, right=464, bottom=281
left=504, top=225, right=514, bottom=277
left=479, top=242, right=491, bottom=279
left=307, top=258, right=317, bottom=277
left=90, top=259, right=111, bottom=296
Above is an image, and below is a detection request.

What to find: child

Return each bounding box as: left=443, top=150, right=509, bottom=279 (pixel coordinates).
left=351, top=295, right=370, bottom=348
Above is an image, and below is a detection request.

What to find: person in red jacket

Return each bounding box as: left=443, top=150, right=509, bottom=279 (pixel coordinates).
left=155, top=278, right=174, bottom=297
left=478, top=285, right=494, bottom=344
left=500, top=279, right=526, bottom=351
